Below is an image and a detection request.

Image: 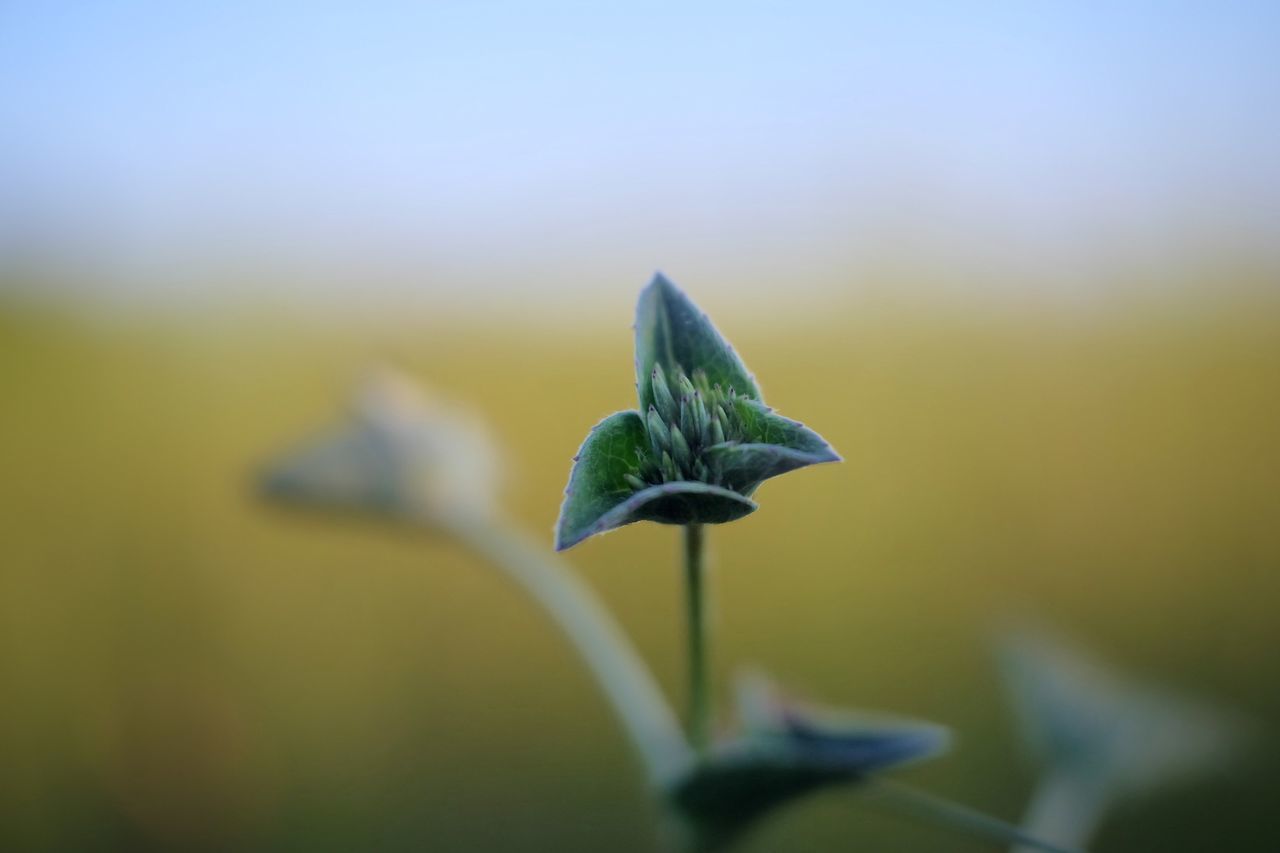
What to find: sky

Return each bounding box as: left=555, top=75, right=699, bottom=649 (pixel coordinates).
left=1, top=1, right=1278, bottom=308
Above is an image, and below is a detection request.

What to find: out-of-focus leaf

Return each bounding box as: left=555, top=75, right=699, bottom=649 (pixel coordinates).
left=999, top=629, right=1247, bottom=800
left=667, top=671, right=949, bottom=849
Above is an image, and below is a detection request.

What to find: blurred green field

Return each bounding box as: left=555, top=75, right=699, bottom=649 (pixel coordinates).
left=2, top=289, right=1279, bottom=851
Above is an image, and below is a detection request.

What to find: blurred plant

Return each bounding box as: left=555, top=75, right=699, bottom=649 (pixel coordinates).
left=998, top=628, right=1248, bottom=852
left=260, top=368, right=690, bottom=786
left=260, top=367, right=501, bottom=523
left=258, top=276, right=1070, bottom=852
left=668, top=669, right=949, bottom=849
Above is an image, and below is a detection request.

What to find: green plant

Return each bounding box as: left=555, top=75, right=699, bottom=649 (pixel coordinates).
left=259, top=277, right=1073, bottom=852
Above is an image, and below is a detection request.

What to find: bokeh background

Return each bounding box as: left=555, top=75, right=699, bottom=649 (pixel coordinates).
left=2, top=2, right=1279, bottom=850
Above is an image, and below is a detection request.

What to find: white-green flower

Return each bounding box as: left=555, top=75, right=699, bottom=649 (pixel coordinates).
left=260, top=367, right=500, bottom=522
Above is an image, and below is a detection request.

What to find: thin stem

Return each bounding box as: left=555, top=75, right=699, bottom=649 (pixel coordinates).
left=1013, top=769, right=1106, bottom=853
left=863, top=778, right=1080, bottom=853
left=683, top=523, right=711, bottom=754
left=439, top=510, right=693, bottom=789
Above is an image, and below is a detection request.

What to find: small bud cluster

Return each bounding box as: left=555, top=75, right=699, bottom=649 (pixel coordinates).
left=626, top=364, right=749, bottom=493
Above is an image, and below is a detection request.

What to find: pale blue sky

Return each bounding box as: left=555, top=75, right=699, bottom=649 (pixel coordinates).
left=2, top=2, right=1278, bottom=306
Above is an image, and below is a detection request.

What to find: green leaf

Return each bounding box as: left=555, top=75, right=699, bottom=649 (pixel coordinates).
left=998, top=629, right=1246, bottom=798
left=704, top=399, right=841, bottom=495
left=555, top=411, right=758, bottom=550
left=668, top=671, right=950, bottom=850
left=622, top=480, right=757, bottom=527
left=635, top=273, right=761, bottom=412
left=670, top=740, right=856, bottom=849
left=555, top=411, right=649, bottom=550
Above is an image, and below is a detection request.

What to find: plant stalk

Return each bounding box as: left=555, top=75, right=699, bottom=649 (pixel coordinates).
left=438, top=509, right=693, bottom=788
left=683, top=523, right=711, bottom=754
left=1012, top=769, right=1105, bottom=853
left=864, top=778, right=1081, bottom=853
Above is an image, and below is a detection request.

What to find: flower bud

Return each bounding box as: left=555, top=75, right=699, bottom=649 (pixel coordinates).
left=679, top=397, right=695, bottom=442
left=692, top=391, right=710, bottom=447
left=647, top=406, right=672, bottom=458
left=714, top=405, right=731, bottom=442
left=691, top=368, right=711, bottom=396
left=651, top=364, right=678, bottom=424
left=670, top=422, right=692, bottom=472
left=661, top=451, right=680, bottom=482
left=710, top=415, right=725, bottom=446
left=676, top=371, right=697, bottom=401
left=260, top=367, right=501, bottom=523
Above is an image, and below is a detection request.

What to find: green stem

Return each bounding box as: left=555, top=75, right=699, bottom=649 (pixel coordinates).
left=863, top=779, right=1081, bottom=853
left=684, top=523, right=711, bottom=754
left=440, top=510, right=693, bottom=788
left=1012, top=769, right=1105, bottom=853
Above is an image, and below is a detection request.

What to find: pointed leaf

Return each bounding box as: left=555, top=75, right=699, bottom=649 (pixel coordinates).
left=734, top=670, right=950, bottom=774
left=704, top=399, right=840, bottom=495
left=668, top=671, right=949, bottom=849
left=555, top=410, right=651, bottom=550
left=669, top=739, right=856, bottom=849
left=635, top=273, right=760, bottom=412
left=998, top=630, right=1245, bottom=798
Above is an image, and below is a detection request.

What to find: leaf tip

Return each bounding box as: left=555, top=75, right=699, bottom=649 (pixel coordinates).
left=649, top=269, right=674, bottom=289
left=551, top=528, right=575, bottom=552
left=814, top=442, right=843, bottom=464
left=552, top=497, right=589, bottom=551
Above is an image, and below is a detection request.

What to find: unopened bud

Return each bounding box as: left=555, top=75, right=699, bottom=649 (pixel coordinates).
left=676, top=371, right=697, bottom=400
left=692, top=391, right=709, bottom=446
left=647, top=406, right=672, bottom=457
left=670, top=423, right=692, bottom=471
left=661, top=451, right=680, bottom=482
left=679, top=397, right=695, bottom=441
left=714, top=405, right=731, bottom=441
left=691, top=368, right=711, bottom=396
left=651, top=365, right=678, bottom=423
left=710, top=415, right=725, bottom=446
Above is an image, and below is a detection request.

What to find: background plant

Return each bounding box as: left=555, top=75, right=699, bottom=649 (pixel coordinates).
left=997, top=627, right=1249, bottom=852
